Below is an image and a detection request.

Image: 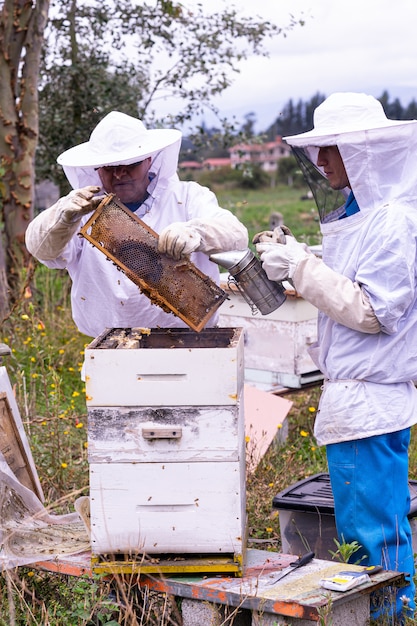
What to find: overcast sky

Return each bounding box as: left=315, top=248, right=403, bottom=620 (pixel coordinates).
left=174, top=0, right=417, bottom=132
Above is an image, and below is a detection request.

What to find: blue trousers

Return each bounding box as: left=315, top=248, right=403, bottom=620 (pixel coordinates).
left=326, top=429, right=415, bottom=618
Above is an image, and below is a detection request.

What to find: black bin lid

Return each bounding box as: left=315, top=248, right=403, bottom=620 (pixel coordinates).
left=272, top=472, right=417, bottom=517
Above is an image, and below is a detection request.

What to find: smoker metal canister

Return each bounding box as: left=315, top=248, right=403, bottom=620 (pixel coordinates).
left=210, top=249, right=286, bottom=315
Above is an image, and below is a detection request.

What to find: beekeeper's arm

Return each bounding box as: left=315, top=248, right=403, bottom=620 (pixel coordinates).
left=255, top=235, right=381, bottom=334
left=25, top=186, right=102, bottom=261
left=158, top=214, right=248, bottom=261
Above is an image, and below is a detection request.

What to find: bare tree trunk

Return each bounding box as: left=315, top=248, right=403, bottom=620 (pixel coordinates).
left=0, top=229, right=8, bottom=319
left=0, top=0, right=50, bottom=311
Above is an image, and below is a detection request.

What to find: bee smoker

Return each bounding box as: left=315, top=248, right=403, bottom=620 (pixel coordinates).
left=210, top=249, right=287, bottom=315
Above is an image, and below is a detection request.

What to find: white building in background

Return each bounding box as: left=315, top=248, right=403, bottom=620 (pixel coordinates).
left=229, top=136, right=291, bottom=173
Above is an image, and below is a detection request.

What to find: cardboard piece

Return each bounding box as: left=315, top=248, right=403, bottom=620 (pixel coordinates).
left=244, top=384, right=293, bottom=472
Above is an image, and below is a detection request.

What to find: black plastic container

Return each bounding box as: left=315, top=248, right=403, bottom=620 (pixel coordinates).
left=272, top=472, right=417, bottom=559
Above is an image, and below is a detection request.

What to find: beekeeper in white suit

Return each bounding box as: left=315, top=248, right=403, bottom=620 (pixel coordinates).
left=26, top=111, right=248, bottom=338
left=255, top=92, right=417, bottom=620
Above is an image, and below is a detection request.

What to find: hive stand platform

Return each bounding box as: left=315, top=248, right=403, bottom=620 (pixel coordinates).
left=34, top=548, right=405, bottom=626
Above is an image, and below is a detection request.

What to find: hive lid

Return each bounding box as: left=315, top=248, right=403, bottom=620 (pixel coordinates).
left=79, top=195, right=227, bottom=332
left=272, top=473, right=335, bottom=514
left=273, top=472, right=417, bottom=517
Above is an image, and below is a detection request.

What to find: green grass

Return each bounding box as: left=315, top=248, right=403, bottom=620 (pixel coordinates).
left=1, top=265, right=90, bottom=505
left=214, top=183, right=322, bottom=246
left=0, top=180, right=415, bottom=624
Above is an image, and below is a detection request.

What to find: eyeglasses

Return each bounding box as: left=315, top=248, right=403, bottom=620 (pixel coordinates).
left=95, top=160, right=145, bottom=173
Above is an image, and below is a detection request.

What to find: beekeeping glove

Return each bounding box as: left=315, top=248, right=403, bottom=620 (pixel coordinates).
left=158, top=216, right=248, bottom=260
left=256, top=235, right=311, bottom=282
left=252, top=225, right=293, bottom=244
left=292, top=254, right=381, bottom=333
left=158, top=222, right=201, bottom=260
left=25, top=186, right=102, bottom=261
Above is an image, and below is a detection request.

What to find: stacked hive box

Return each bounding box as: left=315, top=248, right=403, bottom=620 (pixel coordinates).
left=84, top=327, right=246, bottom=572
left=218, top=279, right=321, bottom=390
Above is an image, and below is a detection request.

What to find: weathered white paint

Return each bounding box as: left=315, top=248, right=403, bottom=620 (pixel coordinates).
left=87, top=327, right=246, bottom=557
left=88, top=404, right=243, bottom=463
left=218, top=285, right=320, bottom=385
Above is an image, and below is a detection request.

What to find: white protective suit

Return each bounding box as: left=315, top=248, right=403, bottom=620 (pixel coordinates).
left=283, top=93, right=417, bottom=446
left=26, top=115, right=248, bottom=338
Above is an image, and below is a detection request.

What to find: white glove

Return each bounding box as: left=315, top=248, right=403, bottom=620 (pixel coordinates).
left=252, top=225, right=293, bottom=244
left=57, top=186, right=102, bottom=223
left=25, top=186, right=102, bottom=261
left=158, top=222, right=201, bottom=260
left=256, top=235, right=311, bottom=282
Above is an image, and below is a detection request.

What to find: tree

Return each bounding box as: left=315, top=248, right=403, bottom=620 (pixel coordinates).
left=0, top=0, right=300, bottom=315
left=0, top=0, right=50, bottom=316
left=266, top=92, right=327, bottom=139
left=38, top=0, right=296, bottom=192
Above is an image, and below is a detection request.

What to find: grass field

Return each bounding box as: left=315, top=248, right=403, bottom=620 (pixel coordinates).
left=214, top=183, right=322, bottom=246
left=0, top=181, right=415, bottom=624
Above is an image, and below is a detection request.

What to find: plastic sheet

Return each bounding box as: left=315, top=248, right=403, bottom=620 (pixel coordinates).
left=0, top=454, right=89, bottom=570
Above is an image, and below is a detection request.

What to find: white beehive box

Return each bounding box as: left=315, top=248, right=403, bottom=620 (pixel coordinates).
left=85, top=327, right=243, bottom=406
left=85, top=327, right=246, bottom=558
left=89, top=461, right=244, bottom=554
left=218, top=278, right=321, bottom=390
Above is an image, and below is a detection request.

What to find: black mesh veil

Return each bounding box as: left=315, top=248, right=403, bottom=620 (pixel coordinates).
left=292, top=146, right=349, bottom=223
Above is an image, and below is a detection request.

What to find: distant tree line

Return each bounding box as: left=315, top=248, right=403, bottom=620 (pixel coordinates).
left=265, top=90, right=417, bottom=139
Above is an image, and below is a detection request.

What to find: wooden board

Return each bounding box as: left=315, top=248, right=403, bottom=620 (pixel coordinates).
left=0, top=368, right=44, bottom=502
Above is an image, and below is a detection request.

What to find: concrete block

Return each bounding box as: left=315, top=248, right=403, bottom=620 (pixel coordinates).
left=181, top=598, right=251, bottom=626
left=251, top=594, right=369, bottom=625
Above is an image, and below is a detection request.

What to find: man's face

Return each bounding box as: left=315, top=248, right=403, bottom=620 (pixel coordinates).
left=97, top=157, right=152, bottom=203
left=317, top=146, right=350, bottom=190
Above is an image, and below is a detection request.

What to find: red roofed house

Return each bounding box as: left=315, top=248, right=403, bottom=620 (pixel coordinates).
left=202, top=157, right=231, bottom=170
left=178, top=160, right=204, bottom=171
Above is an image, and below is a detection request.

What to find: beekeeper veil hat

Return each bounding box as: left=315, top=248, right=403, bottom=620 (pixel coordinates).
left=57, top=111, right=182, bottom=191
left=284, top=92, right=413, bottom=147
left=284, top=93, right=417, bottom=223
